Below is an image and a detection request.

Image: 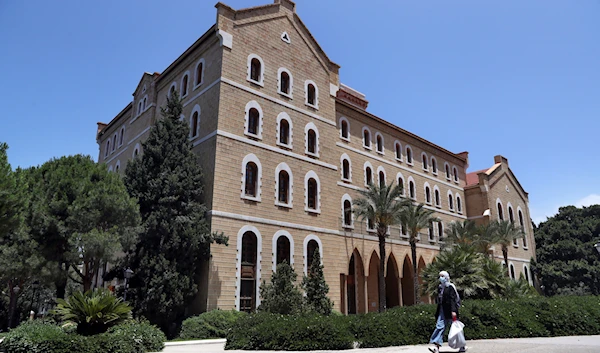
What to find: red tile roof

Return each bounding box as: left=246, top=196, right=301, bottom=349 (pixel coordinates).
left=466, top=169, right=487, bottom=186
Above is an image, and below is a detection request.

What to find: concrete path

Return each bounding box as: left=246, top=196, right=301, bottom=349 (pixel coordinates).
left=155, top=335, right=600, bottom=353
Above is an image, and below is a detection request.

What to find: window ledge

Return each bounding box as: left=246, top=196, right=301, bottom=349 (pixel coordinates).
left=278, top=91, right=293, bottom=99
left=181, top=93, right=189, bottom=99
left=306, top=152, right=320, bottom=159
left=435, top=205, right=441, bottom=209
left=276, top=142, right=293, bottom=150
left=245, top=132, right=262, bottom=140
left=457, top=210, right=463, bottom=215
left=247, top=78, right=264, bottom=87
left=363, top=145, right=372, bottom=150
left=340, top=136, right=350, bottom=142
left=275, top=201, right=292, bottom=209
left=432, top=171, right=438, bottom=176
left=193, top=82, right=204, bottom=91
left=341, top=178, right=352, bottom=183
left=343, top=225, right=355, bottom=230
left=242, top=195, right=261, bottom=203
left=395, top=157, right=403, bottom=163
left=523, top=246, right=529, bottom=250
left=305, top=207, right=321, bottom=215
left=305, top=103, right=319, bottom=110
left=407, top=162, right=414, bottom=166
left=423, top=168, right=429, bottom=173
left=367, top=229, right=376, bottom=234
left=376, top=150, right=385, bottom=155
left=426, top=202, right=432, bottom=206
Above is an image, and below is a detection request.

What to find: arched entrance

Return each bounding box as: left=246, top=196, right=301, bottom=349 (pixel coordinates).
left=347, top=249, right=366, bottom=314
left=367, top=251, right=379, bottom=312
left=418, top=257, right=428, bottom=304
left=385, top=254, right=400, bottom=308
left=401, top=255, right=415, bottom=306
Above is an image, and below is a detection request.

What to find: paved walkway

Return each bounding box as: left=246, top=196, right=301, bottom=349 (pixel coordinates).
left=156, top=335, right=600, bottom=353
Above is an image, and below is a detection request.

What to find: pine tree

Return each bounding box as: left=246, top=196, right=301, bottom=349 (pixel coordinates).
left=258, top=261, right=303, bottom=315
left=302, top=247, right=333, bottom=315
left=124, top=91, right=227, bottom=337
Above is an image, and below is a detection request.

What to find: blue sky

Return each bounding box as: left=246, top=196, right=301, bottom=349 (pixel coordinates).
left=0, top=0, right=598, bottom=224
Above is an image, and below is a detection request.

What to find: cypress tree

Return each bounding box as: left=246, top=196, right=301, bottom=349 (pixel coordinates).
left=302, top=247, right=333, bottom=315
left=124, top=91, right=227, bottom=337
left=258, top=261, right=303, bottom=315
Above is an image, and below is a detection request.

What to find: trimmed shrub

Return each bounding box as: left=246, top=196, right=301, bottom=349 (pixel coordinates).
left=178, top=309, right=245, bottom=340
left=0, top=320, right=165, bottom=353
left=226, top=312, right=353, bottom=350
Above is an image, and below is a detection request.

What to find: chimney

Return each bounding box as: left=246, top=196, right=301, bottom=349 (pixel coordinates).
left=494, top=155, right=508, bottom=166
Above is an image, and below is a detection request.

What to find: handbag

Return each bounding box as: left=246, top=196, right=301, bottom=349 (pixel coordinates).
left=448, top=320, right=466, bottom=349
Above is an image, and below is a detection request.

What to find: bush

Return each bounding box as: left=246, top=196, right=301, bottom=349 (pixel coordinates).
left=225, top=312, right=354, bottom=350
left=0, top=320, right=165, bottom=353
left=178, top=309, right=245, bottom=340
left=224, top=296, right=600, bottom=350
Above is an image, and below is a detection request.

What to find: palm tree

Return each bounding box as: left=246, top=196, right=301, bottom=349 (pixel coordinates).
left=399, top=201, right=438, bottom=305
left=473, top=222, right=500, bottom=257
left=494, top=220, right=525, bottom=277
left=442, top=220, right=477, bottom=248
left=353, top=182, right=405, bottom=312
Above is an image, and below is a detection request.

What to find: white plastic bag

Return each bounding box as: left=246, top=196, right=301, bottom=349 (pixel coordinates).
left=448, top=320, right=465, bottom=349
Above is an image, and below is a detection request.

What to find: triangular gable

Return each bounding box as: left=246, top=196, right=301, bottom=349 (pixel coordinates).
left=132, top=72, right=159, bottom=97
left=488, top=165, right=529, bottom=201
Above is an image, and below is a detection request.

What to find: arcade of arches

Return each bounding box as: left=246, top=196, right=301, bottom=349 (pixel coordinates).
left=342, top=248, right=432, bottom=314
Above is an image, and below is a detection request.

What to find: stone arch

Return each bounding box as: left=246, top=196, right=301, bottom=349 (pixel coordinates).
left=417, top=257, right=428, bottom=304
left=367, top=251, right=380, bottom=312
left=401, top=255, right=415, bottom=306
left=385, top=253, right=400, bottom=308
left=347, top=249, right=366, bottom=314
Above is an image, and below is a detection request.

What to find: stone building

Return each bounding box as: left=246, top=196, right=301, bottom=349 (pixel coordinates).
left=96, top=0, right=535, bottom=314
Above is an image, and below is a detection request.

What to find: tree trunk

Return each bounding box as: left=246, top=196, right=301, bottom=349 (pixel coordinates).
left=7, top=282, right=18, bottom=329
left=55, top=262, right=68, bottom=299
left=411, top=237, right=420, bottom=305
left=378, top=230, right=387, bottom=312
left=503, top=247, right=509, bottom=277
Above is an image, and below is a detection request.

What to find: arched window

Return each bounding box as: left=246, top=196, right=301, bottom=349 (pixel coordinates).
left=434, top=188, right=441, bottom=207
left=422, top=153, right=429, bottom=171
left=453, top=166, right=459, bottom=183
left=307, top=129, right=317, bottom=154
left=190, top=111, right=199, bottom=138
left=437, top=222, right=443, bottom=240
left=363, top=127, right=371, bottom=148
left=115, top=161, right=120, bottom=174
left=306, top=82, right=317, bottom=107
left=519, top=209, right=528, bottom=248
left=508, top=206, right=515, bottom=223
left=456, top=194, right=462, bottom=213
left=497, top=201, right=504, bottom=221
left=305, top=122, right=319, bottom=157
left=397, top=173, right=405, bottom=196
left=509, top=263, right=516, bottom=280
left=375, top=133, right=384, bottom=153
left=448, top=193, right=454, bottom=211
left=524, top=265, right=530, bottom=283
left=365, top=166, right=373, bottom=185
left=279, top=119, right=289, bottom=145
left=278, top=69, right=292, bottom=96
left=245, top=162, right=258, bottom=197
left=431, top=157, right=437, bottom=174
left=409, top=180, right=416, bottom=199
left=250, top=57, right=262, bottom=83
left=248, top=108, right=259, bottom=135
left=278, top=170, right=290, bottom=204
left=379, top=170, right=385, bottom=188
left=169, top=84, right=176, bottom=98
left=306, top=239, right=319, bottom=269
left=342, top=196, right=353, bottom=227
left=342, top=159, right=350, bottom=180
left=428, top=221, right=434, bottom=241
left=195, top=59, right=205, bottom=87
left=181, top=74, right=189, bottom=97
left=305, top=171, right=320, bottom=213
left=445, top=163, right=451, bottom=180
left=119, top=127, right=125, bottom=146
left=406, top=146, right=413, bottom=164
left=307, top=178, right=317, bottom=210
left=395, top=142, right=402, bottom=161
left=142, top=97, right=147, bottom=110
left=240, top=230, right=258, bottom=312
left=105, top=140, right=110, bottom=158
left=132, top=144, right=140, bottom=158
left=425, top=185, right=431, bottom=204
left=112, top=134, right=117, bottom=152
left=276, top=236, right=291, bottom=266
left=340, top=118, right=349, bottom=140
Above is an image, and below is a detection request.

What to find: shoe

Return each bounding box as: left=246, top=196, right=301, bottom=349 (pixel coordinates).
left=428, top=346, right=439, bottom=353
left=458, top=347, right=467, bottom=352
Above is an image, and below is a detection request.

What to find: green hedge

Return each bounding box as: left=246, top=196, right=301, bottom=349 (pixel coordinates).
left=225, top=312, right=354, bottom=350
left=178, top=309, right=245, bottom=340
left=225, top=296, right=600, bottom=350
left=0, top=320, right=165, bottom=353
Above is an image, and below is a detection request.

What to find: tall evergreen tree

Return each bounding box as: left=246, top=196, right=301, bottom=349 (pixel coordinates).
left=259, top=261, right=303, bottom=315
left=124, top=91, right=227, bottom=337
left=27, top=155, right=140, bottom=297
left=0, top=142, right=21, bottom=240
left=302, top=247, right=333, bottom=315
